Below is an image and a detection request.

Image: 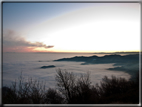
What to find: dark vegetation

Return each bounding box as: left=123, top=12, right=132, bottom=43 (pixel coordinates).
left=2, top=69, right=139, bottom=104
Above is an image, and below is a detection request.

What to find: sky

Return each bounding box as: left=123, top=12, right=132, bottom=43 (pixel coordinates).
left=2, top=2, right=140, bottom=53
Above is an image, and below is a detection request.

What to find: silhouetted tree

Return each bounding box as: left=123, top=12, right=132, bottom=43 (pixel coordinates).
left=55, top=69, right=98, bottom=103
left=55, top=69, right=139, bottom=104
left=3, top=72, right=46, bottom=104
left=2, top=69, right=139, bottom=104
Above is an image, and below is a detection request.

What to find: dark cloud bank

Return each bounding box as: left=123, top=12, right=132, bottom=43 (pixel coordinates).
left=54, top=53, right=140, bottom=80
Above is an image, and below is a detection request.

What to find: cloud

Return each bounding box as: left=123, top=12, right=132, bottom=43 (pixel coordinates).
left=3, top=30, right=54, bottom=52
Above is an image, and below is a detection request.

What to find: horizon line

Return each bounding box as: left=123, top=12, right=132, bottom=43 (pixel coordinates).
left=3, top=51, right=141, bottom=54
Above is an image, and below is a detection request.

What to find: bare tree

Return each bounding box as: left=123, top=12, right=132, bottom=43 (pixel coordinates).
left=55, top=69, right=75, bottom=101
left=3, top=72, right=46, bottom=104
left=55, top=69, right=92, bottom=103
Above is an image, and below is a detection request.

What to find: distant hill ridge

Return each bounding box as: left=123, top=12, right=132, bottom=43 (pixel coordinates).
left=54, top=54, right=140, bottom=80
left=54, top=54, right=139, bottom=64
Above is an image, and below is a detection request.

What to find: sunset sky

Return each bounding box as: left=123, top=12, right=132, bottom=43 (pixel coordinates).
left=3, top=2, right=140, bottom=53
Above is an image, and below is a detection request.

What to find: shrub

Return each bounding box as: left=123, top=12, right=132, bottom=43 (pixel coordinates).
left=44, top=88, right=64, bottom=104
left=98, top=73, right=139, bottom=104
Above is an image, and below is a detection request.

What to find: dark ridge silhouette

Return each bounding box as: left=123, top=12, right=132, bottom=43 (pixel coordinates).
left=54, top=54, right=139, bottom=64
left=40, top=65, right=56, bottom=69
left=54, top=55, right=99, bottom=62
left=54, top=54, right=140, bottom=79
left=93, top=52, right=139, bottom=54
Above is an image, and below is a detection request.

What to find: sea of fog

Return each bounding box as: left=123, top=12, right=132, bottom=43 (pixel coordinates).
left=3, top=52, right=131, bottom=89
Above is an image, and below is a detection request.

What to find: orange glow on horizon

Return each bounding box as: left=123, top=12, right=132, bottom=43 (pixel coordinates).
left=30, top=48, right=140, bottom=53
left=3, top=46, right=140, bottom=53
